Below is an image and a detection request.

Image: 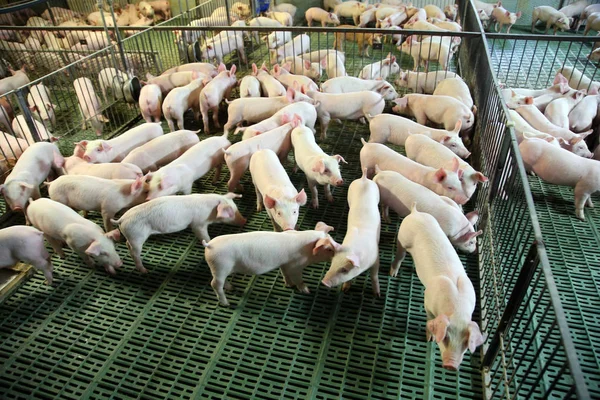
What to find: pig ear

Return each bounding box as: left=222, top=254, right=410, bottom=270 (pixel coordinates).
left=453, top=120, right=462, bottom=133
left=391, top=56, right=396, bottom=63
left=282, top=62, right=291, bottom=71
left=76, top=140, right=88, bottom=149
left=300, top=85, right=307, bottom=95
left=312, top=158, right=326, bottom=174
left=516, top=11, right=522, bottom=18
left=273, top=64, right=280, bottom=75
left=474, top=172, right=488, bottom=183
left=465, top=211, right=479, bottom=225
left=292, top=80, right=300, bottom=91
left=345, top=253, right=360, bottom=268
left=260, top=62, right=267, bottom=72
left=525, top=96, right=533, bottom=105
left=320, top=58, right=327, bottom=68
left=131, top=177, right=144, bottom=192
left=467, top=321, right=485, bottom=353
left=230, top=64, right=237, bottom=75
left=291, top=113, right=302, bottom=127
left=553, top=72, right=567, bottom=85
left=580, top=130, right=593, bottom=139
left=101, top=142, right=112, bottom=152
left=304, top=60, right=311, bottom=70
left=105, top=229, right=121, bottom=242
left=333, top=154, right=347, bottom=164
left=504, top=10, right=510, bottom=17
left=29, top=105, right=38, bottom=112
left=295, top=189, right=307, bottom=205
left=569, top=136, right=583, bottom=145
left=264, top=194, right=277, bottom=209
left=286, top=87, right=295, bottom=102
left=280, top=112, right=291, bottom=124
left=315, top=221, right=334, bottom=233
left=312, top=238, right=328, bottom=255
left=451, top=157, right=460, bottom=172
left=217, top=63, right=226, bottom=73
left=392, top=97, right=408, bottom=107
left=433, top=168, right=447, bottom=183
left=19, top=182, right=34, bottom=190
left=217, top=202, right=234, bottom=219
left=85, top=241, right=103, bottom=256
left=426, top=314, right=450, bottom=343
left=590, top=86, right=599, bottom=95
left=252, top=63, right=258, bottom=75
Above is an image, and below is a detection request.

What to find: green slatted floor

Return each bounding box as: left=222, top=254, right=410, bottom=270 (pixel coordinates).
left=489, top=36, right=600, bottom=398
left=0, top=114, right=483, bottom=398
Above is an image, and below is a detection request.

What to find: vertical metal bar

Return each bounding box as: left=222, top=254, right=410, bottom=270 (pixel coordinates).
left=482, top=242, right=540, bottom=368
left=15, top=89, right=40, bottom=143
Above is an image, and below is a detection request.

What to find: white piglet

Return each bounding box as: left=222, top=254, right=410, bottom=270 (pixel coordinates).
left=249, top=149, right=307, bottom=231
left=292, top=125, right=346, bottom=209
left=73, top=77, right=108, bottom=136
left=78, top=122, right=164, bottom=163
left=322, top=168, right=381, bottom=295
left=544, top=90, right=586, bottom=129
left=203, top=222, right=340, bottom=306
left=252, top=62, right=287, bottom=96
left=358, top=54, right=399, bottom=80
left=47, top=175, right=147, bottom=231
left=0, top=226, right=53, bottom=284
left=199, top=64, right=237, bottom=133
left=114, top=193, right=246, bottom=273
left=139, top=84, right=163, bottom=123
left=26, top=198, right=122, bottom=275
left=121, top=129, right=200, bottom=173
left=308, top=90, right=385, bottom=139
left=374, top=168, right=481, bottom=253
left=270, top=34, right=311, bottom=63
left=405, top=134, right=488, bottom=199
left=367, top=114, right=469, bottom=157
left=361, top=140, right=469, bottom=205
left=393, top=94, right=474, bottom=132
left=306, top=7, right=341, bottom=26
left=394, top=204, right=485, bottom=370
left=27, top=84, right=56, bottom=126
left=0, top=142, right=63, bottom=212
left=145, top=133, right=231, bottom=199
left=239, top=75, right=261, bottom=98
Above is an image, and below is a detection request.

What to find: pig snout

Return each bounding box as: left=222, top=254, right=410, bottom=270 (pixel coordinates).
left=332, top=178, right=343, bottom=186
left=443, top=362, right=458, bottom=371
left=13, top=206, right=23, bottom=212
left=83, top=155, right=92, bottom=162
left=455, top=195, right=469, bottom=205
left=321, top=279, right=331, bottom=287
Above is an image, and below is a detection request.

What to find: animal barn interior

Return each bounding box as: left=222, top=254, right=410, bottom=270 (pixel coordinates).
left=0, top=0, right=598, bottom=398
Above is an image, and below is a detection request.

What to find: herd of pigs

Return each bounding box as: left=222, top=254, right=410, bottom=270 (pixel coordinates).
left=1, top=0, right=600, bottom=373
left=0, top=2, right=172, bottom=74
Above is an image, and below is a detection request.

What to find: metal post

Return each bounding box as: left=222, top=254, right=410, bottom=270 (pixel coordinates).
left=15, top=89, right=41, bottom=143
left=225, top=0, right=232, bottom=25
left=482, top=242, right=540, bottom=368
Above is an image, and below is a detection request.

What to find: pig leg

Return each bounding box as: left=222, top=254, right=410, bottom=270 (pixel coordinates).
left=342, top=280, right=353, bottom=292
left=126, top=238, right=148, bottom=273
left=78, top=105, right=86, bottom=130
left=45, top=234, right=65, bottom=258
left=370, top=258, right=380, bottom=297
left=33, top=257, right=53, bottom=285
left=191, top=224, right=210, bottom=242
left=381, top=204, right=391, bottom=223
left=212, top=106, right=221, bottom=128
left=390, top=239, right=406, bottom=277
left=166, top=117, right=175, bottom=132
left=141, top=111, right=152, bottom=123
left=587, top=198, right=594, bottom=208
left=574, top=183, right=590, bottom=220
left=101, top=210, right=115, bottom=232
left=413, top=110, right=428, bottom=126
left=255, top=186, right=263, bottom=212
left=282, top=265, right=309, bottom=293
left=308, top=178, right=319, bottom=209
left=211, top=275, right=229, bottom=306
left=201, top=103, right=211, bottom=134
left=319, top=115, right=331, bottom=141
left=176, top=116, right=184, bottom=131
left=212, top=164, right=222, bottom=184
left=324, top=184, right=334, bottom=203
left=32, top=186, right=41, bottom=200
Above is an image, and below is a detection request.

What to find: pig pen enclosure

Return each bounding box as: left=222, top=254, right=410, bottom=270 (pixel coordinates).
left=0, top=0, right=595, bottom=399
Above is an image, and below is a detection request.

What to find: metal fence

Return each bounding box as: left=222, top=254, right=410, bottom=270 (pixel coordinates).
left=0, top=0, right=595, bottom=398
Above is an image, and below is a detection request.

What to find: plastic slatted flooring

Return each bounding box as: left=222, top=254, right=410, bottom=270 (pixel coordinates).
left=0, top=119, right=483, bottom=397
left=489, top=39, right=600, bottom=397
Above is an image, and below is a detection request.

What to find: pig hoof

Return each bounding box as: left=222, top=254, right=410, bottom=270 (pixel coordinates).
left=311, top=200, right=319, bottom=209
left=327, top=196, right=334, bottom=203
left=138, top=266, right=149, bottom=274
left=373, top=290, right=381, bottom=298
